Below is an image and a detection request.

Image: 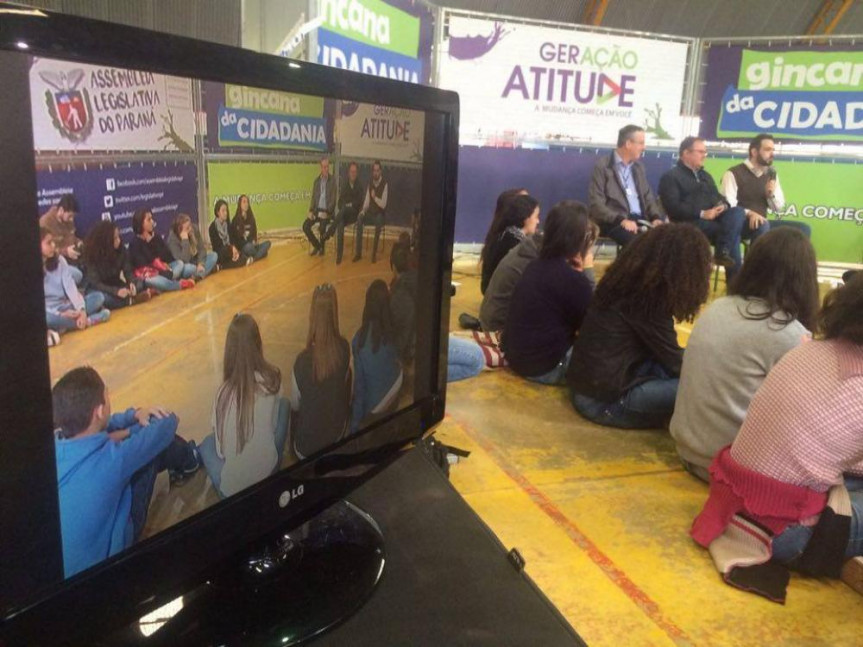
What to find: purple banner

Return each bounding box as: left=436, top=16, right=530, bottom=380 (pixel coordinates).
left=454, top=146, right=675, bottom=243
left=36, top=162, right=199, bottom=243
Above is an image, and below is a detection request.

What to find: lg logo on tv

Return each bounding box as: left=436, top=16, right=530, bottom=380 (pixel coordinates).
left=278, top=485, right=305, bottom=508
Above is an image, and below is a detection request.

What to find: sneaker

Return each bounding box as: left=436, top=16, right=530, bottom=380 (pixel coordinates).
left=246, top=256, right=255, bottom=266
left=87, top=309, right=111, bottom=326
left=179, top=279, right=196, bottom=290
left=47, top=330, right=61, bottom=347
left=714, top=250, right=735, bottom=268
left=169, top=441, right=201, bottom=485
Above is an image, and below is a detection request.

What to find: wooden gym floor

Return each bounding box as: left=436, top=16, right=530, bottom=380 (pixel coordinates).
left=48, top=238, right=863, bottom=645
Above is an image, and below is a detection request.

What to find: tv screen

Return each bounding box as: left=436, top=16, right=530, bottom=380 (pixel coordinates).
left=0, top=5, right=457, bottom=644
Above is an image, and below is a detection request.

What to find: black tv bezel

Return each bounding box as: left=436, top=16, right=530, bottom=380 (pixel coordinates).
left=0, top=4, right=457, bottom=643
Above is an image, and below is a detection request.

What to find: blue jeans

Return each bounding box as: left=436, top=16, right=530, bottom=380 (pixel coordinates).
left=242, top=240, right=271, bottom=261
left=694, top=207, right=768, bottom=281
left=45, top=291, right=105, bottom=332
left=180, top=251, right=218, bottom=279
left=571, top=360, right=679, bottom=429
left=200, top=397, right=289, bottom=498
left=772, top=477, right=863, bottom=563
left=447, top=335, right=486, bottom=382
left=527, top=347, right=573, bottom=386
left=143, top=260, right=185, bottom=292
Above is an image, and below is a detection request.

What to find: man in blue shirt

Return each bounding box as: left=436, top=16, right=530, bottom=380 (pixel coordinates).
left=588, top=124, right=666, bottom=247
left=53, top=367, right=199, bottom=577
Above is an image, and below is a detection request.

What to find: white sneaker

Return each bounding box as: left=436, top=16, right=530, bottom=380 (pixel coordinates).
left=47, top=330, right=61, bottom=347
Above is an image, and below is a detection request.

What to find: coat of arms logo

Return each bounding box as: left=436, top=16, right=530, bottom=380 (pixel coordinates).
left=40, top=69, right=94, bottom=142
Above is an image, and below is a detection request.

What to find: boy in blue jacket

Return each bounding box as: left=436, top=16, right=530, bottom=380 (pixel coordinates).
left=53, top=367, right=200, bottom=578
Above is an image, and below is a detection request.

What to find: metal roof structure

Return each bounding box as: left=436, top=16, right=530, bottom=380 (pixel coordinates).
left=439, top=0, right=863, bottom=37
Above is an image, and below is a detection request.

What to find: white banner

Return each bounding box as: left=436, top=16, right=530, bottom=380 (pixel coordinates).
left=336, top=101, right=424, bottom=163
left=30, top=58, right=195, bottom=152
left=439, top=17, right=689, bottom=145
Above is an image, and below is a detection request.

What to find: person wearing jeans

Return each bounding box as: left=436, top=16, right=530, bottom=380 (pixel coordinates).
left=446, top=335, right=487, bottom=383
left=233, top=194, right=271, bottom=261
left=128, top=208, right=195, bottom=292
left=167, top=213, right=219, bottom=281
left=567, top=224, right=713, bottom=429
left=572, top=360, right=679, bottom=429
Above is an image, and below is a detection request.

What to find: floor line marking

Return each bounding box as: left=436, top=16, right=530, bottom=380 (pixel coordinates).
left=449, top=414, right=695, bottom=647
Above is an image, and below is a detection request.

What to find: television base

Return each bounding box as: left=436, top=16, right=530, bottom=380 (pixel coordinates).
left=101, top=500, right=385, bottom=646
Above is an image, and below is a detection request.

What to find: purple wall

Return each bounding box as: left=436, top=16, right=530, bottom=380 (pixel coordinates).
left=454, top=146, right=676, bottom=243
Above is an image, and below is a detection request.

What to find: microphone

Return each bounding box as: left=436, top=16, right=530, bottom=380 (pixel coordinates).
left=766, top=167, right=776, bottom=181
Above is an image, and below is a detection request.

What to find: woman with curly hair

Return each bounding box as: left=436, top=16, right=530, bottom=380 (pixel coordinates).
left=83, top=221, right=152, bottom=310
left=567, top=223, right=712, bottom=429
left=690, top=273, right=863, bottom=601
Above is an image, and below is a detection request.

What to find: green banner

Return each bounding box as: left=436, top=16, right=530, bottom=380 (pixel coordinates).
left=704, top=158, right=863, bottom=264
left=224, top=84, right=324, bottom=118
left=738, top=50, right=863, bottom=92
left=320, top=0, right=420, bottom=57
left=206, top=162, right=320, bottom=232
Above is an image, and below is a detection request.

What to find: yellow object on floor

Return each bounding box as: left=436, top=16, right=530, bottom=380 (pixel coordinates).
left=441, top=256, right=863, bottom=647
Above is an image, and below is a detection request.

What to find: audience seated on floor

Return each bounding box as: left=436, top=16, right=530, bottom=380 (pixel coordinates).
left=43, top=228, right=110, bottom=345
left=40, top=193, right=84, bottom=286
left=52, top=366, right=199, bottom=578
left=210, top=199, right=249, bottom=269
left=502, top=201, right=597, bottom=386
left=200, top=314, right=288, bottom=498
left=83, top=221, right=154, bottom=311
left=290, top=284, right=352, bottom=460
left=691, top=272, right=863, bottom=603
left=671, top=228, right=818, bottom=481
left=479, top=232, right=542, bottom=333
left=233, top=194, right=272, bottom=263
left=390, top=246, right=418, bottom=364
left=129, top=208, right=195, bottom=293
left=567, top=224, right=712, bottom=429
left=167, top=213, right=219, bottom=281
left=480, top=193, right=539, bottom=295
left=351, top=280, right=404, bottom=433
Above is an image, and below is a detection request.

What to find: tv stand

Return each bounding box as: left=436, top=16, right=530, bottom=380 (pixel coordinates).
left=100, top=501, right=385, bottom=646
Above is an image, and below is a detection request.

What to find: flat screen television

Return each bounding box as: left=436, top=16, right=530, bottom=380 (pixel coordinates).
left=0, top=4, right=458, bottom=644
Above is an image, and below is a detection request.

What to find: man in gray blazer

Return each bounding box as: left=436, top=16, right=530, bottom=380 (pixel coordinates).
left=304, top=157, right=337, bottom=256
left=588, top=124, right=665, bottom=247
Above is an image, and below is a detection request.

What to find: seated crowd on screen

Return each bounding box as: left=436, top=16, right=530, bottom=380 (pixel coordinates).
left=43, top=129, right=862, bottom=599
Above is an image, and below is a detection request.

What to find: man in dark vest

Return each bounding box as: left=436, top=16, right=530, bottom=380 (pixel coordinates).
left=720, top=133, right=811, bottom=240
left=659, top=136, right=742, bottom=276
left=588, top=124, right=666, bottom=248
left=353, top=160, right=388, bottom=263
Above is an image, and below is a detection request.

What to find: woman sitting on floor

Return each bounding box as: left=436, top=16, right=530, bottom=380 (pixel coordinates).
left=128, top=209, right=194, bottom=292
left=83, top=221, right=153, bottom=310
left=351, top=280, right=403, bottom=433
left=232, top=194, right=271, bottom=263
left=43, top=228, right=110, bottom=344
left=671, top=228, right=818, bottom=481
left=199, top=314, right=288, bottom=498
left=691, top=273, right=863, bottom=602
left=290, top=284, right=352, bottom=460
left=209, top=199, right=249, bottom=270
left=502, top=201, right=597, bottom=385
left=567, top=224, right=712, bottom=429
left=480, top=193, right=539, bottom=295
left=167, top=213, right=219, bottom=281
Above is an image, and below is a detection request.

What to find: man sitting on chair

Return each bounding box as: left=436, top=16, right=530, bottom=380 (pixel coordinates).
left=659, top=136, right=745, bottom=279
left=330, top=161, right=364, bottom=265
left=354, top=160, right=388, bottom=264
left=303, top=157, right=336, bottom=256
left=588, top=124, right=666, bottom=247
